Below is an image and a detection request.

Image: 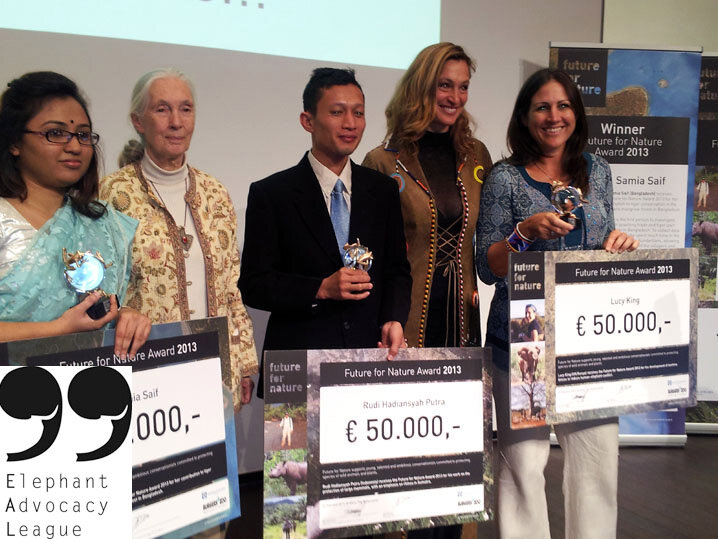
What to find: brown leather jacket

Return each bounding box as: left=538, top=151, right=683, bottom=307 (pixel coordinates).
left=363, top=137, right=491, bottom=347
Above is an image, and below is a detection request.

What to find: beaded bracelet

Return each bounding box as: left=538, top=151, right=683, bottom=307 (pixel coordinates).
left=506, top=223, right=534, bottom=252
left=505, top=238, right=519, bottom=252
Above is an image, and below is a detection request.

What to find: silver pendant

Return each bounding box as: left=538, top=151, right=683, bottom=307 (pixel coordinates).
left=178, top=226, right=194, bottom=251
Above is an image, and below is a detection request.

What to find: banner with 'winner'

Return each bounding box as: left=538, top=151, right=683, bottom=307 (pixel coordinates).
left=550, top=43, right=701, bottom=250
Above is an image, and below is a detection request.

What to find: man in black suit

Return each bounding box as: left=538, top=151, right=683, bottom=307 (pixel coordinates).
left=239, top=68, right=411, bottom=371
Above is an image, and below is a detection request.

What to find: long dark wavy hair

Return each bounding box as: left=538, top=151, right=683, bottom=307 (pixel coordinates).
left=506, top=68, right=589, bottom=193
left=0, top=71, right=105, bottom=218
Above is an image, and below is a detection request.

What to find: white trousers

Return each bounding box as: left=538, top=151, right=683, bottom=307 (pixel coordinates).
left=492, top=360, right=619, bottom=539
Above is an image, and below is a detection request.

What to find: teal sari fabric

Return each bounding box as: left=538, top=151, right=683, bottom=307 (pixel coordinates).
left=0, top=202, right=137, bottom=322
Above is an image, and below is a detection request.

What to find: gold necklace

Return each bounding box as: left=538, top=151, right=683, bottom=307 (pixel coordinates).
left=534, top=162, right=567, bottom=185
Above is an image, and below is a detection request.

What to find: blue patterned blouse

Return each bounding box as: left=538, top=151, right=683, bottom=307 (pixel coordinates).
left=476, top=153, right=615, bottom=351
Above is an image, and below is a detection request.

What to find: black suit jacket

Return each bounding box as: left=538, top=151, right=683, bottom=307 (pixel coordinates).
left=240, top=153, right=412, bottom=356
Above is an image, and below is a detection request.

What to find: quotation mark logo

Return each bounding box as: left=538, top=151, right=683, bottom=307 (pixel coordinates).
left=0, top=366, right=131, bottom=462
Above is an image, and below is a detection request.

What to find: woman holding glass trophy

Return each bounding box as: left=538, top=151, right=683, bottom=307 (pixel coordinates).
left=476, top=68, right=638, bottom=539
left=0, top=71, right=150, bottom=357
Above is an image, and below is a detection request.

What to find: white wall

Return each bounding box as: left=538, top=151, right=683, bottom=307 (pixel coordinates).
left=604, top=0, right=718, bottom=50
left=0, top=0, right=603, bottom=473
left=445, top=0, right=603, bottom=160
left=0, top=30, right=403, bottom=217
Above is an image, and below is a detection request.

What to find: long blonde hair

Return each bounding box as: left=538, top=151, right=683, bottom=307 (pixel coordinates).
left=385, top=42, right=476, bottom=158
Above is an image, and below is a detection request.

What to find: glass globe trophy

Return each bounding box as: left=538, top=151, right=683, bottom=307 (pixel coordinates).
left=62, top=249, right=113, bottom=319
left=342, top=239, right=373, bottom=271
left=551, top=182, right=584, bottom=229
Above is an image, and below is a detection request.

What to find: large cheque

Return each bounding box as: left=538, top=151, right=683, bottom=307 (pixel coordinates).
left=0, top=317, right=241, bottom=538
left=507, top=248, right=697, bottom=428
left=262, top=348, right=493, bottom=538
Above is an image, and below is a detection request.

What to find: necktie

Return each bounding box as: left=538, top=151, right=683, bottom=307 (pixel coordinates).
left=330, top=178, right=349, bottom=254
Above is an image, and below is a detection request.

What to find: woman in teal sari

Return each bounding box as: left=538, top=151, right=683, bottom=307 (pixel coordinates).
left=0, top=71, right=150, bottom=357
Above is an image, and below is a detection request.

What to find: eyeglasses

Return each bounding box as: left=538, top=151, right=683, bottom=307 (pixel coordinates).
left=24, top=128, right=100, bottom=146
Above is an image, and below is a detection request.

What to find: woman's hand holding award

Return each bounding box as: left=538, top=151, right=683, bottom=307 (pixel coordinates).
left=62, top=248, right=114, bottom=320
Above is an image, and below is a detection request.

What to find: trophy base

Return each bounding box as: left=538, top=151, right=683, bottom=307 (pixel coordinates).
left=562, top=215, right=582, bottom=229
left=85, top=294, right=112, bottom=320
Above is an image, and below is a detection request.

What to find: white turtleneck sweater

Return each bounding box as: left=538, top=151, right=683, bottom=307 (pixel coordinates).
left=140, top=153, right=207, bottom=319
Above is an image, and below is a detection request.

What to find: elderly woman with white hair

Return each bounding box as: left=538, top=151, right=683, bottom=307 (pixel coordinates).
left=100, top=68, right=258, bottom=412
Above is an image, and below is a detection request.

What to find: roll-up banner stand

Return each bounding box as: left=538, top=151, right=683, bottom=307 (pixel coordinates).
left=549, top=42, right=702, bottom=446
left=688, top=52, right=718, bottom=434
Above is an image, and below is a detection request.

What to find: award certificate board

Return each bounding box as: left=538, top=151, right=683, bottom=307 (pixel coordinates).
left=508, top=249, right=697, bottom=428
left=262, top=348, right=492, bottom=538
left=0, top=317, right=241, bottom=538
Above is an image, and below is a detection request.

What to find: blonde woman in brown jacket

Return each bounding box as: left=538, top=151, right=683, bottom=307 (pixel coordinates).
left=363, top=42, right=491, bottom=352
